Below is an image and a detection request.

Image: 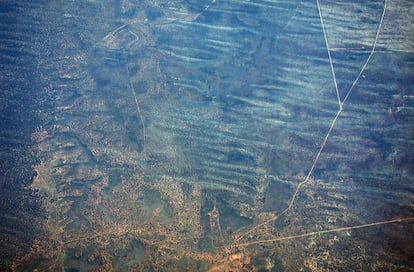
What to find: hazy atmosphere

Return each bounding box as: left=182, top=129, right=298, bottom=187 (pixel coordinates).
left=0, top=0, right=413, bottom=271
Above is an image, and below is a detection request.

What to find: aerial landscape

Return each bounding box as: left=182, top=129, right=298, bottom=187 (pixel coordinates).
left=0, top=0, right=413, bottom=271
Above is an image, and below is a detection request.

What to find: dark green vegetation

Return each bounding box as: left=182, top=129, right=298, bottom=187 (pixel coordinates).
left=1, top=0, right=413, bottom=271
left=0, top=2, right=48, bottom=270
